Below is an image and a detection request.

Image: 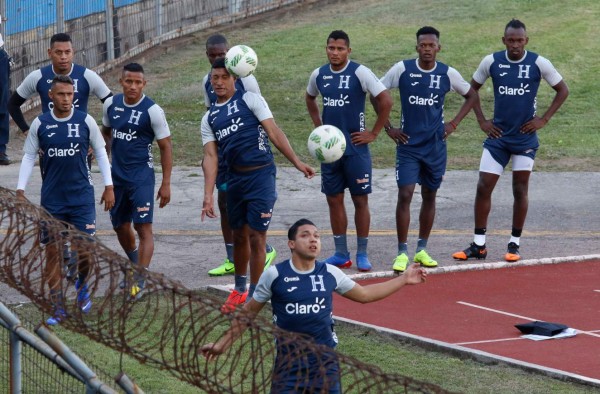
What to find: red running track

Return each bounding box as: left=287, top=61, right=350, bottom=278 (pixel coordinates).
left=333, top=260, right=600, bottom=382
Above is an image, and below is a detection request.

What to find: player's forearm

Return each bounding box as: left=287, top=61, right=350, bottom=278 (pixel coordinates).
left=349, top=275, right=410, bottom=304
left=159, top=145, right=173, bottom=186
left=540, top=81, right=569, bottom=123
left=452, top=89, right=479, bottom=126
left=8, top=93, right=29, bottom=132
left=305, top=96, right=322, bottom=127
left=371, top=91, right=393, bottom=136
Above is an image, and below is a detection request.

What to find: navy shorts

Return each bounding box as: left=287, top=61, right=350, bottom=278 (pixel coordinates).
left=321, top=153, right=372, bottom=196
left=226, top=163, right=277, bottom=231
left=272, top=347, right=340, bottom=393
left=110, top=183, right=154, bottom=228
left=395, top=139, right=446, bottom=190
left=484, top=138, right=538, bottom=168
left=40, top=204, right=96, bottom=244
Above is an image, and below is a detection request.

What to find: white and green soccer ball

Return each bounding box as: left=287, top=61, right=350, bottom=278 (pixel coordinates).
left=225, top=45, right=258, bottom=78
left=307, top=125, right=346, bottom=163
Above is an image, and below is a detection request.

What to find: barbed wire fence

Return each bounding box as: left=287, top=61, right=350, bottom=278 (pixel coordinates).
left=0, top=187, right=449, bottom=392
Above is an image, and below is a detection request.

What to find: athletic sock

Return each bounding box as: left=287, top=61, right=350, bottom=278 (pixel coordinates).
left=398, top=242, right=408, bottom=255
left=234, top=275, right=247, bottom=294
left=357, top=237, right=368, bottom=255
left=474, top=228, right=486, bottom=246
left=333, top=234, right=348, bottom=255
left=126, top=248, right=139, bottom=265
left=225, top=243, right=234, bottom=262
left=416, top=238, right=428, bottom=253
left=247, top=283, right=257, bottom=301
left=510, top=228, right=522, bottom=245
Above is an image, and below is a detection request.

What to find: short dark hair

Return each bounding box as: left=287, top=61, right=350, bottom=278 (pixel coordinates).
left=50, top=33, right=72, bottom=46
left=212, top=57, right=228, bottom=72
left=206, top=34, right=228, bottom=49
left=416, top=26, right=440, bottom=39
left=505, top=19, right=526, bottom=32
left=327, top=30, right=350, bottom=47
left=123, top=63, right=144, bottom=74
left=51, top=75, right=74, bottom=88
left=288, top=219, right=316, bottom=240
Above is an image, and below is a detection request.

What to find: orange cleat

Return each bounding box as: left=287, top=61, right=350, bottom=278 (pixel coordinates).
left=452, top=242, right=487, bottom=261
left=220, top=289, right=248, bottom=314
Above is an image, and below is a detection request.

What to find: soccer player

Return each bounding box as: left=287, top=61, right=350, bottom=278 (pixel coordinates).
left=201, top=58, right=315, bottom=313
left=8, top=32, right=112, bottom=272
left=305, top=30, right=392, bottom=272
left=201, top=33, right=276, bottom=277
left=374, top=26, right=477, bottom=273
left=0, top=19, right=11, bottom=165
left=453, top=19, right=569, bottom=262
left=200, top=218, right=427, bottom=392
left=8, top=32, right=112, bottom=137
left=15, top=75, right=114, bottom=325
left=101, top=63, right=173, bottom=301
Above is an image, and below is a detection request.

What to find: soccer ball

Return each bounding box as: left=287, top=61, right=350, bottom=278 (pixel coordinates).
left=307, top=125, right=346, bottom=163
left=225, top=45, right=258, bottom=78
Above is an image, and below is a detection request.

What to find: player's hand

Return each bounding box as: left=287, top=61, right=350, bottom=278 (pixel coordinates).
left=443, top=123, right=455, bottom=140
left=156, top=184, right=171, bottom=208
left=350, top=130, right=377, bottom=145
left=386, top=127, right=410, bottom=145
left=520, top=116, right=546, bottom=134
left=15, top=190, right=27, bottom=202
left=100, top=186, right=115, bottom=211
left=403, top=263, right=427, bottom=284
left=297, top=162, right=316, bottom=179
left=478, top=119, right=502, bottom=139
left=200, top=343, right=224, bottom=361
left=201, top=197, right=216, bottom=221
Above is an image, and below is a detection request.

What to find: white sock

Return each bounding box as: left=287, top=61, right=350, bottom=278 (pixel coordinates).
left=474, top=234, right=486, bottom=246
left=509, top=236, right=520, bottom=245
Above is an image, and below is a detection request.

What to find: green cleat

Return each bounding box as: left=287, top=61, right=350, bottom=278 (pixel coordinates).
left=264, top=245, right=277, bottom=270
left=414, top=250, right=438, bottom=267
left=208, top=258, right=235, bottom=276
left=392, top=253, right=409, bottom=273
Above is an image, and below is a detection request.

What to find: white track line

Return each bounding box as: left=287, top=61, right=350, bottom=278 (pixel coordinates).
left=457, top=301, right=600, bottom=339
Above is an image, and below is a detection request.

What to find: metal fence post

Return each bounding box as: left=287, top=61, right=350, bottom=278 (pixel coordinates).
left=155, top=0, right=162, bottom=43
left=105, top=0, right=114, bottom=61
left=56, top=0, right=64, bottom=33
left=0, top=0, right=6, bottom=38
left=9, top=330, right=22, bottom=394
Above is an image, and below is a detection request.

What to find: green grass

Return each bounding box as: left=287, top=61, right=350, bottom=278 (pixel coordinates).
left=8, top=293, right=597, bottom=393
left=132, top=0, right=599, bottom=171
left=10, top=0, right=600, bottom=392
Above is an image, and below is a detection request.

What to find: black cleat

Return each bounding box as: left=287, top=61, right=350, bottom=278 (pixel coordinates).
left=452, top=242, right=487, bottom=260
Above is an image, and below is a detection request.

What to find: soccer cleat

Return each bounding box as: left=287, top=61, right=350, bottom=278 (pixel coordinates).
left=75, top=279, right=92, bottom=313
left=208, top=258, right=235, bottom=276
left=414, top=250, right=438, bottom=267
left=129, top=281, right=146, bottom=302
left=46, top=308, right=67, bottom=326
left=220, top=289, right=248, bottom=314
left=324, top=253, right=352, bottom=269
left=505, top=242, right=521, bottom=262
left=264, top=245, right=277, bottom=270
left=452, top=243, right=487, bottom=261
left=356, top=253, right=372, bottom=272
left=392, top=253, right=409, bottom=273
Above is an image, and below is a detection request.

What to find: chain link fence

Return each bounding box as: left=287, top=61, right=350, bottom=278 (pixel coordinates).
left=1, top=0, right=306, bottom=91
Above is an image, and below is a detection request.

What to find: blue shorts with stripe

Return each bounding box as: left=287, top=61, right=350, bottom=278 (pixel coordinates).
left=483, top=137, right=538, bottom=168
left=321, top=152, right=372, bottom=196
left=395, top=139, right=446, bottom=190
left=110, top=183, right=155, bottom=228
left=40, top=203, right=96, bottom=244
left=226, top=163, right=277, bottom=231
